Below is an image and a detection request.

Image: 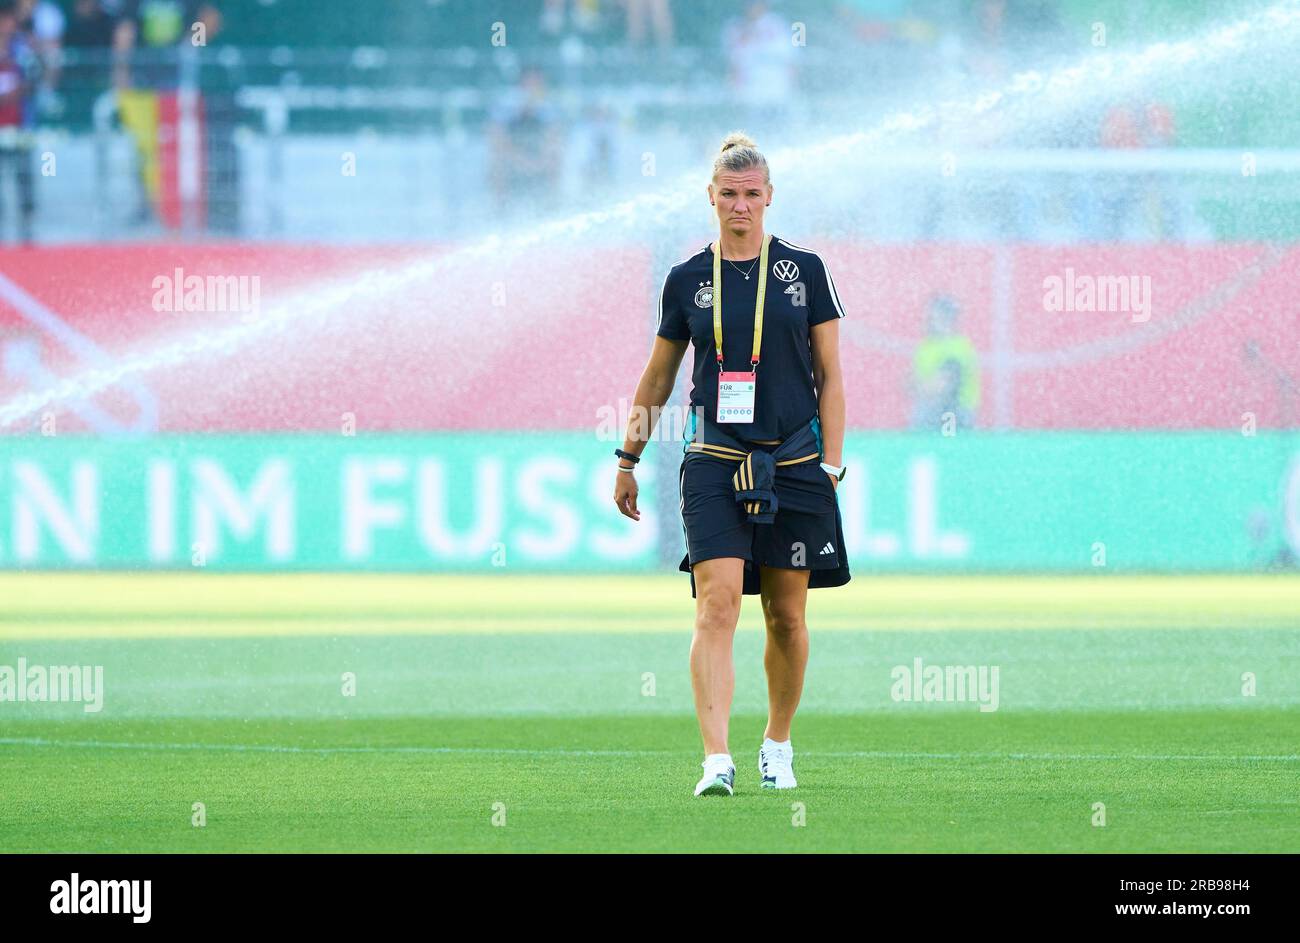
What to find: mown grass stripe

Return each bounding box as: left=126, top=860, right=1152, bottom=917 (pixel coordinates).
left=2, top=737, right=1296, bottom=763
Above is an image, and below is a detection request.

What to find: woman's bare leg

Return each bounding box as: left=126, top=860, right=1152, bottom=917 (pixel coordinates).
left=759, top=566, right=811, bottom=742
left=689, top=557, right=745, bottom=755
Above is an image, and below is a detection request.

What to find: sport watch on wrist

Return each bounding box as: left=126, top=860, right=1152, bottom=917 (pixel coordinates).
left=820, top=462, right=847, bottom=481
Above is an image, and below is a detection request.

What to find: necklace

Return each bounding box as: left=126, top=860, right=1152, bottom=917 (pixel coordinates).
left=726, top=257, right=759, bottom=280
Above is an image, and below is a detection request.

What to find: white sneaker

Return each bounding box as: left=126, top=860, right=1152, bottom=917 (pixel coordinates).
left=759, top=739, right=796, bottom=789
left=693, top=754, right=736, bottom=796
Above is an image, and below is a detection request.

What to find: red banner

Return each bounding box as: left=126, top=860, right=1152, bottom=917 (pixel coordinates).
left=1, top=243, right=1295, bottom=433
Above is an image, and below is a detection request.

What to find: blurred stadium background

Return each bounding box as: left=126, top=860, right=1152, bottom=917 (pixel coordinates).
left=1, top=0, right=1297, bottom=573
left=0, top=0, right=1298, bottom=852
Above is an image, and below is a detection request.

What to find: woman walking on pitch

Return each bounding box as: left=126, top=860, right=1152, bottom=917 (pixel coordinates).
left=613, top=132, right=850, bottom=796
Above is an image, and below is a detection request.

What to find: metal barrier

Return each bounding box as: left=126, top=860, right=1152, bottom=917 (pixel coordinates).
left=6, top=46, right=1300, bottom=243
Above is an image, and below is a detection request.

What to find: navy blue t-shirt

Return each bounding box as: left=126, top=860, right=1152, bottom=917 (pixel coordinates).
left=656, top=236, right=846, bottom=442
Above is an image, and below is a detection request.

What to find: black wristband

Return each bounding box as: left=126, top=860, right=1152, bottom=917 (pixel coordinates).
left=614, top=449, right=641, bottom=465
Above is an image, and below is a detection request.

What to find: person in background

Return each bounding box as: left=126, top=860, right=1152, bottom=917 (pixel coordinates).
left=723, top=2, right=797, bottom=137
left=112, top=0, right=221, bottom=90
left=1098, top=99, right=1178, bottom=241
left=488, top=67, right=563, bottom=217
left=15, top=0, right=62, bottom=113
left=0, top=0, right=36, bottom=243
left=61, top=0, right=119, bottom=110
left=833, top=0, right=903, bottom=44
left=540, top=0, right=601, bottom=37
left=110, top=0, right=221, bottom=225
left=65, top=0, right=118, bottom=50
left=910, top=295, right=980, bottom=431
left=576, top=99, right=615, bottom=197
left=625, top=0, right=672, bottom=47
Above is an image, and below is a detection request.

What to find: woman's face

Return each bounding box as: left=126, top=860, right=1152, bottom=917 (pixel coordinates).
left=709, top=168, right=772, bottom=239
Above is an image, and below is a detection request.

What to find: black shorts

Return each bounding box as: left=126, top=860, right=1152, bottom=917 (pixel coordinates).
left=676, top=449, right=851, bottom=596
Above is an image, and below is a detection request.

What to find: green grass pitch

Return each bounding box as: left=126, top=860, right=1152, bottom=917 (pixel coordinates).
left=1, top=574, right=1297, bottom=853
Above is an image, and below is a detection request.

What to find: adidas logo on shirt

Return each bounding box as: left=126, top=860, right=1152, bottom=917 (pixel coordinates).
left=819, top=543, right=835, bottom=555
left=783, top=284, right=799, bottom=294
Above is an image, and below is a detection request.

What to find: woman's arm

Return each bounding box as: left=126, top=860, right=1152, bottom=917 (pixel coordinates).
left=613, top=336, right=689, bottom=520
left=621, top=335, right=689, bottom=460
left=811, top=318, right=845, bottom=483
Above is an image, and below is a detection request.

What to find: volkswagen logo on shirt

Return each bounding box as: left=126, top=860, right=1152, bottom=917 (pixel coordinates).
left=694, top=283, right=714, bottom=307
left=772, top=259, right=800, bottom=282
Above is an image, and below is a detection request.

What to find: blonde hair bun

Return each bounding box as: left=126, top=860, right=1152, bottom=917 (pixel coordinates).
left=712, top=131, right=769, bottom=183
left=720, top=131, right=757, bottom=153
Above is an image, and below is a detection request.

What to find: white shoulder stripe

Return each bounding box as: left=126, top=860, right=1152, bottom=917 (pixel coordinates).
left=776, top=238, right=816, bottom=253
left=823, top=259, right=846, bottom=318
left=656, top=270, right=674, bottom=330
left=776, top=239, right=845, bottom=318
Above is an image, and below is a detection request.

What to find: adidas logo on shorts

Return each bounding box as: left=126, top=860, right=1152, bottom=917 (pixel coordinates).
left=819, top=542, right=835, bottom=555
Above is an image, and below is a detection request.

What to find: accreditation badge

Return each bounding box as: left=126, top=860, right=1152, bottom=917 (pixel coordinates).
left=717, top=371, right=757, bottom=423
left=711, top=233, right=771, bottom=426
